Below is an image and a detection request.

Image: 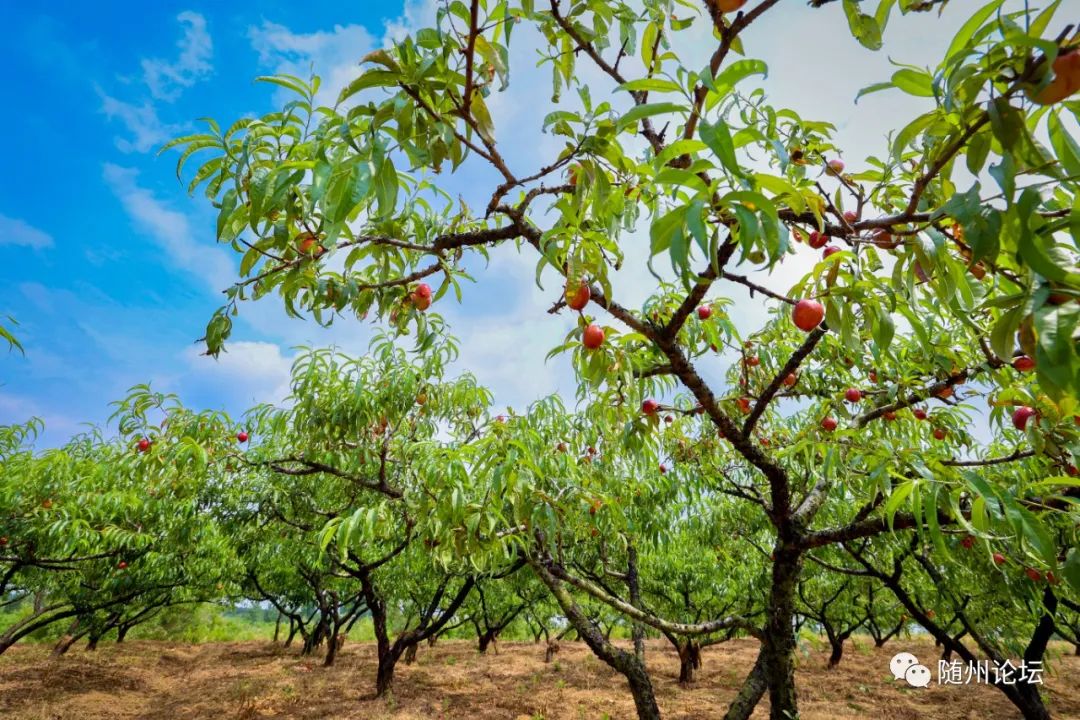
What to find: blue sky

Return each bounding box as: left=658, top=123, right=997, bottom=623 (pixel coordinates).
left=0, top=1, right=999, bottom=447
left=0, top=2, right=418, bottom=444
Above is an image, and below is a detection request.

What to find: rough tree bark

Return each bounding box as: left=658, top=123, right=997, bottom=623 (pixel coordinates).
left=627, top=543, right=646, bottom=662
left=360, top=569, right=475, bottom=698
left=761, top=547, right=802, bottom=720
left=532, top=560, right=661, bottom=720
left=723, top=649, right=769, bottom=720
left=676, top=638, right=702, bottom=684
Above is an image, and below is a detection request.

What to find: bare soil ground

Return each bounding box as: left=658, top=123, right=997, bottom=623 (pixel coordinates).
left=0, top=637, right=1077, bottom=720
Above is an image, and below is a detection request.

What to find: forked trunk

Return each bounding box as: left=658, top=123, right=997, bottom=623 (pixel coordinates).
left=478, top=630, right=499, bottom=654
left=533, top=561, right=661, bottom=720
left=677, top=639, right=701, bottom=684
left=375, top=645, right=404, bottom=697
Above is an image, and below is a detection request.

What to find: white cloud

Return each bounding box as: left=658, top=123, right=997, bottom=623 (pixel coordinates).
left=0, top=215, right=53, bottom=249
left=0, top=392, right=83, bottom=439
left=248, top=20, right=376, bottom=104
left=142, top=11, right=214, bottom=102
left=98, top=11, right=212, bottom=152
left=382, top=0, right=439, bottom=47
left=98, top=90, right=177, bottom=153
left=102, top=163, right=236, bottom=291
left=179, top=340, right=294, bottom=408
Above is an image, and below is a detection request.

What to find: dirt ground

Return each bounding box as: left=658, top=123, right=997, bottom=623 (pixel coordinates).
left=0, top=637, right=1077, bottom=720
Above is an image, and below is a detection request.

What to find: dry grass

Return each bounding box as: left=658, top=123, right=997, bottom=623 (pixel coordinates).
left=0, top=637, right=1077, bottom=719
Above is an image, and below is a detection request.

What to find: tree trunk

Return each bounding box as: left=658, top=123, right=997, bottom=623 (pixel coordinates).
left=723, top=649, right=768, bottom=720
left=116, top=625, right=130, bottom=643
left=762, top=548, right=801, bottom=720
left=478, top=631, right=498, bottom=654
left=86, top=634, right=100, bottom=651
left=376, top=645, right=404, bottom=697
left=677, top=639, right=701, bottom=684
left=827, top=635, right=843, bottom=669
left=1007, top=682, right=1051, bottom=720
left=627, top=543, right=645, bottom=662
left=273, top=612, right=282, bottom=644
left=323, top=627, right=340, bottom=667
left=533, top=561, right=661, bottom=720
left=360, top=568, right=397, bottom=698
left=51, top=620, right=84, bottom=657
left=0, top=606, right=78, bottom=656
left=404, top=643, right=418, bottom=664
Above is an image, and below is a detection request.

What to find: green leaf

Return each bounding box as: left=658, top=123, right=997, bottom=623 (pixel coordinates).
left=842, top=0, right=883, bottom=50
left=1065, top=547, right=1080, bottom=594
left=891, top=69, right=933, bottom=97
left=617, top=103, right=685, bottom=132
left=375, top=156, right=399, bottom=218
left=871, top=308, right=895, bottom=353
left=471, top=93, right=497, bottom=145
left=256, top=75, right=312, bottom=100
left=0, top=317, right=22, bottom=354
left=1034, top=301, right=1080, bottom=400
left=699, top=118, right=745, bottom=178
left=854, top=81, right=894, bottom=103
left=945, top=0, right=1005, bottom=62
left=310, top=160, right=333, bottom=205
left=1015, top=503, right=1059, bottom=568
left=650, top=205, right=687, bottom=257
left=989, top=306, right=1024, bottom=360
left=712, top=59, right=768, bottom=93
left=617, top=78, right=684, bottom=94
left=966, top=129, right=991, bottom=176
left=988, top=97, right=1025, bottom=152
left=1016, top=191, right=1080, bottom=283
left=884, top=479, right=915, bottom=528
left=641, top=21, right=658, bottom=72
left=327, top=160, right=374, bottom=224
left=1048, top=111, right=1080, bottom=178
left=337, top=70, right=400, bottom=104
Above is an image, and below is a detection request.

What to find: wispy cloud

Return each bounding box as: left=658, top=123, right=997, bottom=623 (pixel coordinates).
left=178, top=340, right=294, bottom=409
left=102, top=163, right=235, bottom=291
left=99, top=11, right=212, bottom=153
left=0, top=214, right=53, bottom=249
left=248, top=20, right=375, bottom=103
left=97, top=90, right=177, bottom=153
left=142, top=11, right=213, bottom=102
left=382, top=0, right=439, bottom=47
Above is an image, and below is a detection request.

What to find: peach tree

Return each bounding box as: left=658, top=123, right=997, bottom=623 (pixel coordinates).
left=169, top=1, right=1080, bottom=718
left=0, top=394, right=240, bottom=654
left=226, top=337, right=515, bottom=693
